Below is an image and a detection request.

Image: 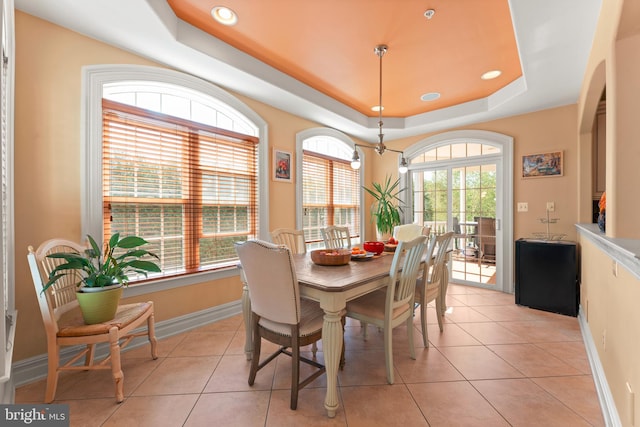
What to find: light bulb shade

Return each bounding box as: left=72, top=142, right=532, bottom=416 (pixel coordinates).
left=350, top=150, right=361, bottom=170
left=399, top=157, right=408, bottom=174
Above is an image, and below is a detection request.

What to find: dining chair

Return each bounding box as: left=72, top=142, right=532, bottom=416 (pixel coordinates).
left=344, top=235, right=427, bottom=384
left=321, top=225, right=351, bottom=249
left=392, top=223, right=430, bottom=241
left=27, top=238, right=158, bottom=403
left=270, top=228, right=307, bottom=254
left=235, top=240, right=325, bottom=410
left=414, top=231, right=454, bottom=347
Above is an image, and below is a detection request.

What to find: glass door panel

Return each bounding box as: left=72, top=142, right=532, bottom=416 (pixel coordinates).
left=413, top=162, right=498, bottom=289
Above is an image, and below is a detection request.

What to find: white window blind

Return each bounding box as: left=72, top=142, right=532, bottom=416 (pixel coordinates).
left=302, top=150, right=360, bottom=245
left=102, top=99, right=259, bottom=281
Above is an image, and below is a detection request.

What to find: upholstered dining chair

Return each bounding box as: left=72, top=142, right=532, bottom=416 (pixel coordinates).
left=235, top=240, right=325, bottom=410
left=414, top=231, right=454, bottom=347
left=270, top=228, right=306, bottom=254
left=344, top=235, right=427, bottom=384
left=392, top=223, right=431, bottom=241
left=27, top=238, right=158, bottom=403
left=321, top=225, right=351, bottom=249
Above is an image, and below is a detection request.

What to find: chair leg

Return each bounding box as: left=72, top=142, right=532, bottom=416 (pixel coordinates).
left=85, top=344, right=96, bottom=367
left=290, top=326, right=300, bottom=410
left=147, top=308, right=158, bottom=360
left=420, top=303, right=429, bottom=348
left=44, top=343, right=60, bottom=404
left=248, top=316, right=261, bottom=386
left=311, top=342, right=318, bottom=357
left=435, top=296, right=444, bottom=332
left=383, top=325, right=394, bottom=384
left=407, top=316, right=416, bottom=360
left=108, top=328, right=124, bottom=403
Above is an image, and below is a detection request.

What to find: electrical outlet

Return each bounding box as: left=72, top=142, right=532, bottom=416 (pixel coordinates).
left=546, top=202, right=555, bottom=212
left=517, top=202, right=528, bottom=212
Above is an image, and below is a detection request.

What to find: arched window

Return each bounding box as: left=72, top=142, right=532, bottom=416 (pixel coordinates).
left=83, top=65, right=268, bottom=292
left=296, top=129, right=363, bottom=248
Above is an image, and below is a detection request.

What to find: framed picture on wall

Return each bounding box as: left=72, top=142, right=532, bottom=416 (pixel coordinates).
left=522, top=151, right=563, bottom=178
left=273, top=149, right=293, bottom=182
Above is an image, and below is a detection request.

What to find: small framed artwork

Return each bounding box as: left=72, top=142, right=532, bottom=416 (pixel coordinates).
left=273, top=148, right=293, bottom=182
left=522, top=151, right=563, bottom=178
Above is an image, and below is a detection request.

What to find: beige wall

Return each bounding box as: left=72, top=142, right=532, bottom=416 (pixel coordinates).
left=381, top=105, right=579, bottom=242
left=580, top=237, right=639, bottom=426
left=576, top=0, right=640, bottom=424
left=13, top=10, right=580, bottom=366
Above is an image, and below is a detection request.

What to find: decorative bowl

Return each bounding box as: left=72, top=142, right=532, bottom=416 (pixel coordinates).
left=310, top=249, right=351, bottom=266
left=363, top=241, right=385, bottom=255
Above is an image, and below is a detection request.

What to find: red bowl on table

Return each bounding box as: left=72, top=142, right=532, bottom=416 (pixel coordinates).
left=363, top=241, right=384, bottom=255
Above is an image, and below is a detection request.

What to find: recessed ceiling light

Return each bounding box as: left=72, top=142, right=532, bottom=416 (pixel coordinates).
left=421, top=92, right=441, bottom=102
left=481, top=70, right=502, bottom=80
left=211, top=6, right=238, bottom=26
left=371, top=105, right=384, bottom=112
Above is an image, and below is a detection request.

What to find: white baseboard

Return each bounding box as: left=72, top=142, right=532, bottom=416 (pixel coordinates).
left=579, top=306, right=622, bottom=427
left=12, top=300, right=242, bottom=387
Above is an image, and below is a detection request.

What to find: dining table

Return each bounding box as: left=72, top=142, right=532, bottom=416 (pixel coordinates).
left=239, top=250, right=400, bottom=418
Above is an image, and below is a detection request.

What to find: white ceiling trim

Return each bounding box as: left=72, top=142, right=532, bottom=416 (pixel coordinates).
left=15, top=0, right=602, bottom=143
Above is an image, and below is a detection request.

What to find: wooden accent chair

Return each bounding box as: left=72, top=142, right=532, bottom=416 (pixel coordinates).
left=235, top=240, right=325, bottom=410
left=414, top=231, right=454, bottom=347
left=344, top=235, right=427, bottom=384
left=270, top=228, right=307, bottom=254
left=321, top=225, right=351, bottom=249
left=27, top=238, right=157, bottom=403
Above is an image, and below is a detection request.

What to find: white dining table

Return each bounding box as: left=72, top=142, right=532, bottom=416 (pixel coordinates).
left=240, top=251, right=398, bottom=418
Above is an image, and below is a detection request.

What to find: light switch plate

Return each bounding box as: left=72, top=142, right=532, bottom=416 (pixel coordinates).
left=517, top=202, right=528, bottom=212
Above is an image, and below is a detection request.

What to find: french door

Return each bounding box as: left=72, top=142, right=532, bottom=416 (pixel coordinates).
left=411, top=159, right=500, bottom=289
left=402, top=131, right=514, bottom=293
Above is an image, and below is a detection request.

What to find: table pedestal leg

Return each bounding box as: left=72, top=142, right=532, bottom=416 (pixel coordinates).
left=322, top=308, right=343, bottom=418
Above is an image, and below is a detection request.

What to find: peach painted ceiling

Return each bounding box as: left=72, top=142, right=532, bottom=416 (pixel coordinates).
left=16, top=0, right=602, bottom=142
left=166, top=0, right=522, bottom=118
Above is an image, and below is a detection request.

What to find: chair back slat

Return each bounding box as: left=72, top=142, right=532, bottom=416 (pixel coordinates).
left=426, top=232, right=454, bottom=289
left=393, top=224, right=430, bottom=242
left=270, top=228, right=306, bottom=254
left=235, top=240, right=301, bottom=325
left=321, top=226, right=351, bottom=249
left=33, top=239, right=86, bottom=316
left=388, top=236, right=428, bottom=309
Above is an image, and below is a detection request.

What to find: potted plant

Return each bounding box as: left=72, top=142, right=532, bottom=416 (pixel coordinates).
left=44, top=233, right=161, bottom=324
left=363, top=175, right=405, bottom=241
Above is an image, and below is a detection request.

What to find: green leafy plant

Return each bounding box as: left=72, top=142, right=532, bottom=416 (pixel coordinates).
left=363, top=175, right=405, bottom=236
left=43, top=233, right=161, bottom=293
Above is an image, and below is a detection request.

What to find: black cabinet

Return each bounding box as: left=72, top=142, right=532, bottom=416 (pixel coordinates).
left=515, top=239, right=578, bottom=316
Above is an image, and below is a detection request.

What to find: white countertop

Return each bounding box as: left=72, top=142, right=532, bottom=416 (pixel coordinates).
left=575, top=223, right=640, bottom=279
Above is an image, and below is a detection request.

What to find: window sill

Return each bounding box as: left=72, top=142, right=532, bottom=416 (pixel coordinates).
left=122, top=266, right=240, bottom=298
left=575, top=223, right=640, bottom=279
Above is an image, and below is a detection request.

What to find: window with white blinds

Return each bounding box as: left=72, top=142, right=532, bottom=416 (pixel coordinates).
left=302, top=150, right=360, bottom=245
left=102, top=99, right=259, bottom=281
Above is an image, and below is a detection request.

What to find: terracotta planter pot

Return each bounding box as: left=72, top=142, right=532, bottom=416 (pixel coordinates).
left=76, top=285, right=123, bottom=324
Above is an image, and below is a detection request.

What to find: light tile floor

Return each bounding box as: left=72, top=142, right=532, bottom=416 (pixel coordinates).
left=16, top=284, right=605, bottom=426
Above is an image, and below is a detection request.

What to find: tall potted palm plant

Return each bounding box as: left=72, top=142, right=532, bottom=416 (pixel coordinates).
left=363, top=175, right=405, bottom=241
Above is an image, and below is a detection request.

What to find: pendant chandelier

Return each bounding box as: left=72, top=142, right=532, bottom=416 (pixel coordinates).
left=350, top=44, right=408, bottom=174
